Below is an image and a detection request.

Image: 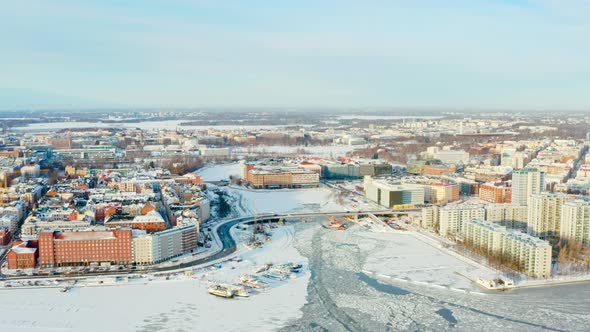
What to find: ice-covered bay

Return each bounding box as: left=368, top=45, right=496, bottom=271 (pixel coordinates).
left=280, top=223, right=590, bottom=332
left=0, top=225, right=309, bottom=332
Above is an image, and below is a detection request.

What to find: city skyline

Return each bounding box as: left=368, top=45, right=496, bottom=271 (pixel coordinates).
left=2, top=0, right=590, bottom=111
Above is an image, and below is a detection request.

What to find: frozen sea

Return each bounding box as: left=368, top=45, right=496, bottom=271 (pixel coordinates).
left=1, top=223, right=589, bottom=331
left=279, top=224, right=590, bottom=332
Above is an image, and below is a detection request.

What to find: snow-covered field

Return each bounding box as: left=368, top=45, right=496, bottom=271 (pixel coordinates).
left=0, top=225, right=309, bottom=332
left=360, top=230, right=495, bottom=291
left=196, top=162, right=243, bottom=182
left=216, top=186, right=382, bottom=217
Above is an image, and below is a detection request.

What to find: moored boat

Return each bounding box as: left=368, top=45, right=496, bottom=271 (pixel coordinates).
left=228, top=284, right=250, bottom=297
left=239, top=274, right=268, bottom=289
left=208, top=284, right=234, bottom=298
left=262, top=272, right=288, bottom=281
left=254, top=262, right=273, bottom=274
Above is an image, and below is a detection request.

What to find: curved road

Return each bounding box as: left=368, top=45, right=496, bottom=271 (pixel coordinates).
left=1, top=210, right=402, bottom=280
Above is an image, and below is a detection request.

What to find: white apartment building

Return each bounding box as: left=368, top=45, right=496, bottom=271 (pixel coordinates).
left=485, top=204, right=528, bottom=230
left=512, top=168, right=545, bottom=206
left=421, top=205, right=439, bottom=230
left=438, top=203, right=485, bottom=237
left=132, top=223, right=198, bottom=265
left=560, top=200, right=590, bottom=245
left=461, top=219, right=506, bottom=253
left=461, top=219, right=552, bottom=278
left=502, top=231, right=552, bottom=279
left=528, top=193, right=571, bottom=239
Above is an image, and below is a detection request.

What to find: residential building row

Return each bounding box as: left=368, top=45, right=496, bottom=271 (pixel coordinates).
left=460, top=219, right=552, bottom=278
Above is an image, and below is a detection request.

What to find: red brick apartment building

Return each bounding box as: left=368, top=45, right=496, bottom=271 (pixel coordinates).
left=39, top=229, right=132, bottom=267
left=0, top=227, right=12, bottom=245
left=479, top=182, right=512, bottom=203
left=7, top=241, right=38, bottom=269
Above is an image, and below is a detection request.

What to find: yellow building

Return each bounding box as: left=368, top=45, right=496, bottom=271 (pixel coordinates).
left=132, top=233, right=154, bottom=265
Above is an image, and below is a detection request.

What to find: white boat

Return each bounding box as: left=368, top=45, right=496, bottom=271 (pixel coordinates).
left=254, top=263, right=273, bottom=274
left=239, top=274, right=268, bottom=289
left=208, top=284, right=234, bottom=298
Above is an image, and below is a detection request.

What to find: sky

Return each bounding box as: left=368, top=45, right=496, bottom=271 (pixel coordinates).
left=1, top=0, right=590, bottom=111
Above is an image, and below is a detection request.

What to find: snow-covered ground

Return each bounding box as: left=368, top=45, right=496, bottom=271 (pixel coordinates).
left=0, top=225, right=309, bottom=332
left=216, top=186, right=382, bottom=217
left=196, top=162, right=243, bottom=182
left=360, top=230, right=495, bottom=291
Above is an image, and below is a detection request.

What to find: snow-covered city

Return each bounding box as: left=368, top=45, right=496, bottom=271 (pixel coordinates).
left=4, top=1, right=590, bottom=331
left=2, top=151, right=590, bottom=331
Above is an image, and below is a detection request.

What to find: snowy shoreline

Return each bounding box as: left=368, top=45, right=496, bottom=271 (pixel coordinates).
left=0, top=225, right=311, bottom=332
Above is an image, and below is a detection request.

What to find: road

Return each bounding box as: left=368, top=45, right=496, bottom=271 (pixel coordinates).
left=0, top=209, right=410, bottom=281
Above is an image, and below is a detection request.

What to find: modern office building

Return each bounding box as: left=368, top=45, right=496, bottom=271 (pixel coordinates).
left=364, top=176, right=424, bottom=208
